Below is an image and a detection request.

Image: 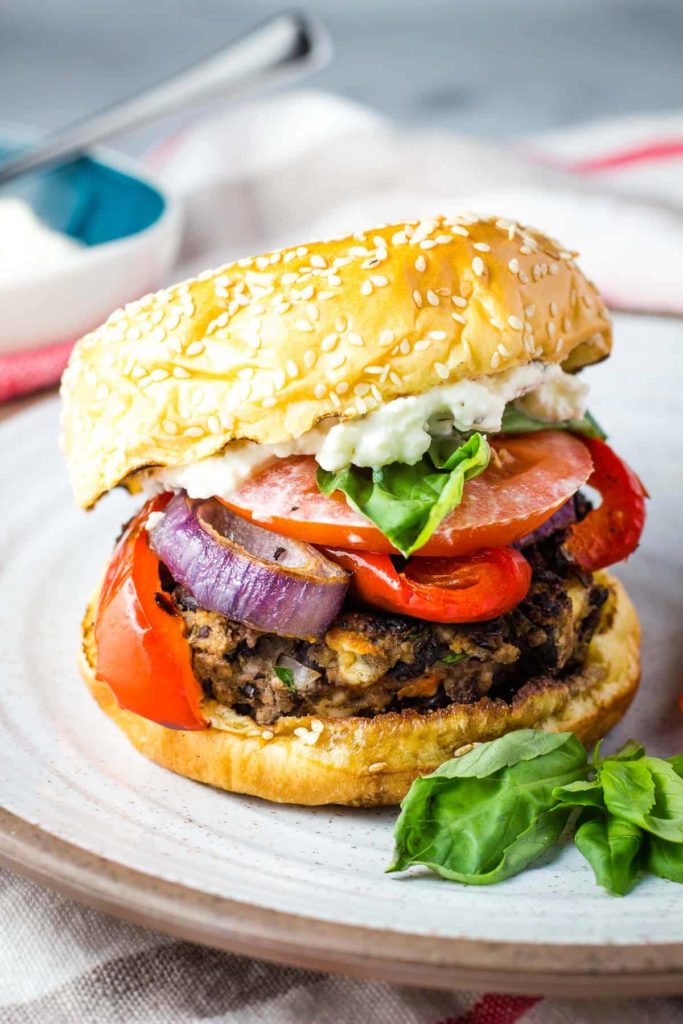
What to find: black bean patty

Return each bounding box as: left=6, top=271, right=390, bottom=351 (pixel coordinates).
left=160, top=530, right=608, bottom=725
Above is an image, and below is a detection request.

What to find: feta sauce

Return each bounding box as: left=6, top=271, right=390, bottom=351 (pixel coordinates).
left=141, top=362, right=587, bottom=500
left=0, top=198, right=81, bottom=282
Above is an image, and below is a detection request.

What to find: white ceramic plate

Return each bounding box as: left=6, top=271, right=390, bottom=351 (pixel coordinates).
left=1, top=313, right=682, bottom=996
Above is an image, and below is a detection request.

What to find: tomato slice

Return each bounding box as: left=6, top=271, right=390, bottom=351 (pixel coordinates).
left=321, top=547, right=532, bottom=623
left=565, top=438, right=647, bottom=571
left=223, top=432, right=593, bottom=556
left=94, top=496, right=206, bottom=730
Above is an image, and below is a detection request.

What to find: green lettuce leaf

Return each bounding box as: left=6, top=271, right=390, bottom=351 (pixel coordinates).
left=316, top=432, right=490, bottom=557
left=574, top=809, right=644, bottom=896
left=648, top=836, right=683, bottom=883
left=500, top=406, right=607, bottom=440
left=601, top=757, right=683, bottom=843
left=388, top=730, right=588, bottom=884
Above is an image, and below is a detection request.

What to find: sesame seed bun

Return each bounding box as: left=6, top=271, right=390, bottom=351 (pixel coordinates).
left=80, top=571, right=639, bottom=807
left=61, top=214, right=611, bottom=509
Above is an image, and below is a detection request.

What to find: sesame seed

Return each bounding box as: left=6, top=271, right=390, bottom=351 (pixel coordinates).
left=347, top=332, right=364, bottom=346
left=399, top=340, right=411, bottom=356
left=419, top=239, right=437, bottom=249
left=472, top=256, right=485, bottom=276
left=314, top=383, right=326, bottom=399
left=366, top=365, right=383, bottom=375
left=415, top=255, right=427, bottom=272
left=555, top=336, right=564, bottom=351
left=429, top=330, right=447, bottom=340
left=559, top=251, right=573, bottom=260
left=563, top=317, right=572, bottom=332
left=336, top=381, right=349, bottom=395
left=508, top=258, right=519, bottom=274
left=300, top=284, right=314, bottom=300
left=185, top=341, right=204, bottom=357
left=473, top=242, right=490, bottom=252
left=310, top=254, right=327, bottom=268
left=451, top=225, right=469, bottom=237
left=508, top=315, right=523, bottom=330
left=321, top=334, right=338, bottom=352
left=413, top=290, right=423, bottom=307
left=491, top=351, right=501, bottom=369
left=293, top=727, right=308, bottom=739
left=162, top=419, right=178, bottom=435
left=434, top=362, right=449, bottom=380
left=361, top=280, right=373, bottom=296
left=519, top=271, right=529, bottom=284
left=354, top=382, right=370, bottom=396
left=426, top=289, right=440, bottom=306
left=207, top=415, right=221, bottom=434
left=173, top=367, right=190, bottom=379
left=261, top=729, right=274, bottom=740
left=550, top=301, right=558, bottom=316
left=329, top=392, right=342, bottom=409
left=524, top=304, right=536, bottom=317
left=451, top=312, right=466, bottom=325
left=370, top=383, right=382, bottom=402
left=549, top=263, right=559, bottom=275
left=329, top=352, right=346, bottom=369
left=286, top=359, right=299, bottom=378
left=519, top=245, right=531, bottom=255
left=368, top=762, right=387, bottom=774
left=282, top=273, right=298, bottom=285
left=498, top=343, right=509, bottom=356
left=150, top=368, right=169, bottom=381
left=184, top=425, right=203, bottom=437
left=371, top=275, right=389, bottom=287
left=548, top=322, right=556, bottom=338
left=273, top=369, right=286, bottom=390
left=380, top=330, right=394, bottom=346
left=304, top=349, right=316, bottom=368
left=389, top=371, right=403, bottom=388
left=414, top=339, right=431, bottom=351
left=355, top=397, right=368, bottom=414
left=310, top=719, right=324, bottom=734
left=295, top=318, right=314, bottom=332
left=490, top=317, right=503, bottom=330
left=327, top=275, right=342, bottom=287
left=451, top=295, right=467, bottom=308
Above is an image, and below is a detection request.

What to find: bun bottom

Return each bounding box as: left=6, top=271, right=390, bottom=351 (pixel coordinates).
left=80, top=571, right=640, bottom=806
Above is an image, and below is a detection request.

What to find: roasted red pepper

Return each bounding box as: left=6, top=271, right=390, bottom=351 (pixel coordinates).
left=321, top=546, right=532, bottom=623
left=565, top=438, right=647, bottom=571
left=94, top=496, right=206, bottom=730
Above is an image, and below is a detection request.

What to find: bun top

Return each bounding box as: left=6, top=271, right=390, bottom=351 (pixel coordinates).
left=61, top=214, right=611, bottom=507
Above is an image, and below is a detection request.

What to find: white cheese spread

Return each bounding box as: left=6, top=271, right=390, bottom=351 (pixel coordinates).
left=141, top=362, right=587, bottom=501
left=0, top=198, right=81, bottom=282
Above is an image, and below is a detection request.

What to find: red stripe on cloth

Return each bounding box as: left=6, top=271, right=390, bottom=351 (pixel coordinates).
left=437, top=993, right=541, bottom=1024
left=561, top=138, right=683, bottom=174
left=0, top=338, right=75, bottom=403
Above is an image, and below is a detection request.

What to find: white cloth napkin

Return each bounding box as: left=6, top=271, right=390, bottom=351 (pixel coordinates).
left=4, top=91, right=683, bottom=1023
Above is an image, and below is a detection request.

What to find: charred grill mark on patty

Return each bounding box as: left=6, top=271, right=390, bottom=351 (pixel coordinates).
left=171, top=532, right=609, bottom=726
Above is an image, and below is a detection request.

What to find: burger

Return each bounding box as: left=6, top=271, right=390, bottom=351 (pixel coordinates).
left=61, top=214, right=646, bottom=806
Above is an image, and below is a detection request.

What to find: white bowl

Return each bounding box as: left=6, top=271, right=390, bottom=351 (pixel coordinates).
left=0, top=136, right=182, bottom=355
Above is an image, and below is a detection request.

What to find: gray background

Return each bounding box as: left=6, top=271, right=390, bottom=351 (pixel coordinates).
left=1, top=0, right=683, bottom=151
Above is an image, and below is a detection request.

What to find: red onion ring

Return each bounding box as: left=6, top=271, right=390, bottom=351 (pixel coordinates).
left=514, top=497, right=578, bottom=549
left=149, top=494, right=349, bottom=640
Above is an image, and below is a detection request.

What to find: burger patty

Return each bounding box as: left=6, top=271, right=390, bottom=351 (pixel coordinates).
left=164, top=531, right=608, bottom=725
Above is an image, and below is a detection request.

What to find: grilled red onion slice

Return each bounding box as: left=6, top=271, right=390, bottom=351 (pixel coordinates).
left=149, top=494, right=349, bottom=639
left=514, top=497, right=578, bottom=549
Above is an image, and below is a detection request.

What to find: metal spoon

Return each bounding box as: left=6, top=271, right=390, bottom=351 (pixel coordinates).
left=0, top=10, right=330, bottom=185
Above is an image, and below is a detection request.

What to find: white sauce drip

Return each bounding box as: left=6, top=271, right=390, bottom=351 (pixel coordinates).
left=141, top=362, right=587, bottom=501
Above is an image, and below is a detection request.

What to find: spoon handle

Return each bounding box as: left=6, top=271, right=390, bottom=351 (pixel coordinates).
left=0, top=11, right=330, bottom=185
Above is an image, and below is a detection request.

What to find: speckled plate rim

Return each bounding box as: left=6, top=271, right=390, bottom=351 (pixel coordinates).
left=2, top=806, right=683, bottom=998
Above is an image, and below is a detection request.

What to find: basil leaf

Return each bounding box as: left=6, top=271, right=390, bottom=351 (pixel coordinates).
left=668, top=755, right=683, bottom=778
left=274, top=666, right=295, bottom=690
left=553, top=778, right=605, bottom=809
left=601, top=758, right=683, bottom=843
left=607, top=739, right=647, bottom=763
left=317, top=433, right=490, bottom=557
left=648, top=836, right=683, bottom=883
left=500, top=405, right=607, bottom=440
left=388, top=730, right=588, bottom=884
left=574, top=809, right=644, bottom=896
